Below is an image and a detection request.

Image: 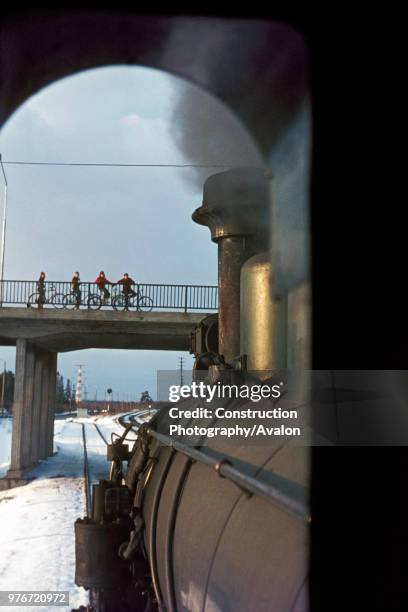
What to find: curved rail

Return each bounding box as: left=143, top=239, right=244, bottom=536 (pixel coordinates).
left=92, top=422, right=109, bottom=445
left=118, top=408, right=158, bottom=428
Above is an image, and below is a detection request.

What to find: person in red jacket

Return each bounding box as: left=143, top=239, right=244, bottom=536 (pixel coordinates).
left=95, top=271, right=114, bottom=304
left=117, top=273, right=137, bottom=306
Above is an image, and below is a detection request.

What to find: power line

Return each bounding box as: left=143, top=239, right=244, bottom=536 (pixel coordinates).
left=1, top=160, right=248, bottom=169
left=0, top=155, right=8, bottom=186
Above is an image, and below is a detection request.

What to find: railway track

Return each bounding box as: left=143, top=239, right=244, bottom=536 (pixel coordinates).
left=79, top=411, right=157, bottom=517
left=92, top=422, right=109, bottom=445
left=74, top=410, right=157, bottom=612
left=118, top=408, right=158, bottom=430
left=81, top=423, right=92, bottom=517
left=79, top=421, right=112, bottom=517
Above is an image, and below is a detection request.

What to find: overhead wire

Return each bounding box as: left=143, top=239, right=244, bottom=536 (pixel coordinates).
left=0, top=160, right=262, bottom=169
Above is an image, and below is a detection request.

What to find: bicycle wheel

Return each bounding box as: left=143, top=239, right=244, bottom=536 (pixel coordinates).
left=49, top=293, right=66, bottom=309
left=136, top=296, right=153, bottom=312
left=62, top=293, right=78, bottom=309
left=87, top=293, right=102, bottom=310
left=27, top=292, right=40, bottom=308
left=112, top=294, right=127, bottom=311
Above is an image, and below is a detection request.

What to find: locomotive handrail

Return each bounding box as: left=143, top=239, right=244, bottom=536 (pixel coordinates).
left=121, top=413, right=309, bottom=523
left=0, top=279, right=218, bottom=312
left=146, top=429, right=310, bottom=522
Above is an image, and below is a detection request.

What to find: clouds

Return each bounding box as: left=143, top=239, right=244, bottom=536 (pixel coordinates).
left=2, top=66, right=181, bottom=164
left=0, top=67, right=207, bottom=282
left=0, top=65, right=261, bottom=392
left=25, top=88, right=76, bottom=134
left=119, top=113, right=181, bottom=163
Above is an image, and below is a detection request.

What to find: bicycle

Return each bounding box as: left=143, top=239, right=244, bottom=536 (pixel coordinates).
left=62, top=288, right=82, bottom=310
left=112, top=289, right=153, bottom=312
left=27, top=284, right=66, bottom=309
left=86, top=292, right=104, bottom=310
left=86, top=284, right=117, bottom=310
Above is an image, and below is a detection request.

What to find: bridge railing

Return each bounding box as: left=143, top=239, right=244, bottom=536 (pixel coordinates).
left=0, top=280, right=218, bottom=312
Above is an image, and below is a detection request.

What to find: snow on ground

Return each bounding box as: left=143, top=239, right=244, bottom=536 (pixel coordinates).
left=0, top=417, right=13, bottom=477
left=0, top=415, right=124, bottom=612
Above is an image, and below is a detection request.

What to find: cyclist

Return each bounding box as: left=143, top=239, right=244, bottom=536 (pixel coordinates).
left=95, top=271, right=114, bottom=304
left=36, top=271, right=46, bottom=309
left=71, top=271, right=81, bottom=309
left=117, top=273, right=137, bottom=307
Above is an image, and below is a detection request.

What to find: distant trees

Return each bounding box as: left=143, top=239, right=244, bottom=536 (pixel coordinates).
left=55, top=372, right=74, bottom=413
left=65, top=378, right=73, bottom=408
left=140, top=390, right=152, bottom=403
left=0, top=370, right=75, bottom=415
left=56, top=372, right=65, bottom=412
left=0, top=370, right=15, bottom=412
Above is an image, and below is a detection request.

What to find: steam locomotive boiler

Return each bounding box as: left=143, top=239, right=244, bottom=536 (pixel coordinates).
left=74, top=168, right=310, bottom=612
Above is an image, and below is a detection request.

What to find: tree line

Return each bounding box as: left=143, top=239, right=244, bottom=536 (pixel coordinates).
left=1, top=370, right=150, bottom=414
left=0, top=371, right=73, bottom=413
left=56, top=372, right=74, bottom=413
left=0, top=370, right=15, bottom=410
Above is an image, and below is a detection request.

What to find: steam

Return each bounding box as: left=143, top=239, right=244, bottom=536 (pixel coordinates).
left=170, top=82, right=264, bottom=191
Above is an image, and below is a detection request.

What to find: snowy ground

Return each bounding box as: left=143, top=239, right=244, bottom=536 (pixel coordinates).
left=0, top=417, right=13, bottom=477
left=0, top=415, right=124, bottom=612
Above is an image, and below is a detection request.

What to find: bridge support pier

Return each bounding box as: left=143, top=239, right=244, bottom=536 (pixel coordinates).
left=7, top=340, right=57, bottom=478
left=46, top=352, right=57, bottom=458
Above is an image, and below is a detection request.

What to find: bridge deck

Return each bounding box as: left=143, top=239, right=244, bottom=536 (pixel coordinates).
left=0, top=307, right=208, bottom=351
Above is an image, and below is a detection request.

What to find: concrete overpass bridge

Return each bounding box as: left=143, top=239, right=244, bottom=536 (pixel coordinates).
left=0, top=308, right=208, bottom=352
left=0, top=280, right=217, bottom=481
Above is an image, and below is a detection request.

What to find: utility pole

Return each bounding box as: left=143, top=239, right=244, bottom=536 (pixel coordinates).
left=0, top=359, right=6, bottom=417
left=179, top=356, right=184, bottom=386
left=0, top=154, right=8, bottom=306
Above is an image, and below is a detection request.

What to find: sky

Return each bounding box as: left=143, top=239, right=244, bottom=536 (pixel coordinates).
left=0, top=65, right=262, bottom=399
